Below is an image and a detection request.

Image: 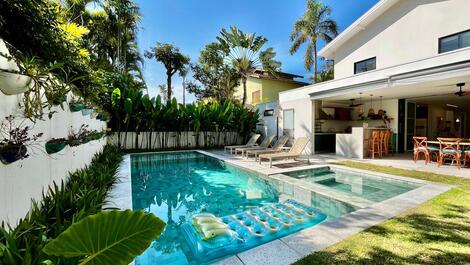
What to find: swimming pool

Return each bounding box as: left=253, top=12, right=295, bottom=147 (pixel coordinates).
left=131, top=152, right=353, bottom=265
left=284, top=167, right=421, bottom=203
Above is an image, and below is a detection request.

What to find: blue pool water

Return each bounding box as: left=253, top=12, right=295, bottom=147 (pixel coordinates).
left=285, top=167, right=420, bottom=202
left=131, top=152, right=354, bottom=265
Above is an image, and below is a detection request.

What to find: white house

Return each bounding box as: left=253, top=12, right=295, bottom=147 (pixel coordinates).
left=278, top=0, right=470, bottom=158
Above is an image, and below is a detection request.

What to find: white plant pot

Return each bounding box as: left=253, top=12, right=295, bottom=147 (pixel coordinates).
left=363, top=122, right=369, bottom=128
left=0, top=71, right=32, bottom=95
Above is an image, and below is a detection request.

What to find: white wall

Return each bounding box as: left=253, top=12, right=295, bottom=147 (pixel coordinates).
left=279, top=97, right=314, bottom=154
left=0, top=41, right=106, bottom=225
left=256, top=101, right=280, bottom=138
left=332, top=0, right=470, bottom=79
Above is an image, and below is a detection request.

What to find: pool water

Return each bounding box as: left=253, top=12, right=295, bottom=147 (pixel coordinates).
left=285, top=167, right=420, bottom=202
left=131, top=152, right=353, bottom=265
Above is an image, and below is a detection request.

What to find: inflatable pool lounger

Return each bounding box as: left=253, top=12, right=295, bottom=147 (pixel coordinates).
left=181, top=199, right=327, bottom=263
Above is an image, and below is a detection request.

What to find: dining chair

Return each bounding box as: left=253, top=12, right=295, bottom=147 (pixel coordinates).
left=412, top=136, right=429, bottom=164
left=437, top=137, right=462, bottom=169
left=463, top=139, right=470, bottom=167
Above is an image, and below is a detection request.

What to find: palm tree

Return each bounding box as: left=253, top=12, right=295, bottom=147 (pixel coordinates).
left=290, top=0, right=338, bottom=83
left=179, top=66, right=190, bottom=105
left=217, top=26, right=281, bottom=105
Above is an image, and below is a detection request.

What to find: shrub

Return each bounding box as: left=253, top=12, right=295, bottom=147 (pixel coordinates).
left=0, top=145, right=123, bottom=265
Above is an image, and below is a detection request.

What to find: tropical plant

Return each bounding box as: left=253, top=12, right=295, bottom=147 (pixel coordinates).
left=0, top=146, right=124, bottom=264
left=217, top=26, right=281, bottom=105
left=43, top=210, right=165, bottom=265
left=0, top=115, right=43, bottom=164
left=67, top=124, right=90, bottom=146
left=144, top=43, right=190, bottom=99
left=289, top=0, right=338, bottom=83
left=190, top=43, right=240, bottom=102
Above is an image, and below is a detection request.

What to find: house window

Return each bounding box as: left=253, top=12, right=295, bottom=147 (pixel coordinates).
left=439, top=29, right=470, bottom=53
left=283, top=109, right=294, bottom=137
left=354, top=57, right=376, bottom=74
left=252, top=90, right=260, bottom=103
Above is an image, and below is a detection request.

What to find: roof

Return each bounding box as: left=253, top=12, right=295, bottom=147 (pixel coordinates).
left=251, top=69, right=304, bottom=79
left=249, top=69, right=308, bottom=85
left=318, top=0, right=400, bottom=59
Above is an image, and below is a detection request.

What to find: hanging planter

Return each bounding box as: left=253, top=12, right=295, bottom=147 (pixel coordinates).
left=45, top=138, right=67, bottom=154
left=81, top=108, right=92, bottom=116
left=0, top=144, right=27, bottom=165
left=69, top=103, right=84, bottom=112
left=0, top=70, right=32, bottom=95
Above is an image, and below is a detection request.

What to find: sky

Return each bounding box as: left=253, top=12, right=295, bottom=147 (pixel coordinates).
left=135, top=0, right=380, bottom=102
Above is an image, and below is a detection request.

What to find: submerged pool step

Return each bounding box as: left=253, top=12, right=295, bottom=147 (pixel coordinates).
left=181, top=200, right=326, bottom=264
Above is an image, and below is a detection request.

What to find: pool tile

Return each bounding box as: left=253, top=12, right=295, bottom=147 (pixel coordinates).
left=237, top=240, right=301, bottom=265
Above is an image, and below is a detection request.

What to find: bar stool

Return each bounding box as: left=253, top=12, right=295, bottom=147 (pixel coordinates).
left=368, top=131, right=381, bottom=159
left=379, top=131, right=388, bottom=157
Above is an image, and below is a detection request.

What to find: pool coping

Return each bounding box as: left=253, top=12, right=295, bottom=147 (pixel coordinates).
left=105, top=150, right=454, bottom=265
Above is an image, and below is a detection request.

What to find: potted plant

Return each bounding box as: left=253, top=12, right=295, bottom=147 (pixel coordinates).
left=0, top=69, right=32, bottom=95
left=0, top=41, right=33, bottom=95
left=45, top=138, right=68, bottom=154
left=67, top=124, right=89, bottom=147
left=81, top=102, right=93, bottom=116
left=0, top=115, right=43, bottom=164
left=69, top=98, right=85, bottom=112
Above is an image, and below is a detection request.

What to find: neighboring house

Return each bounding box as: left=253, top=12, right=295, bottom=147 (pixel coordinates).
left=278, top=0, right=470, bottom=157
left=234, top=69, right=308, bottom=105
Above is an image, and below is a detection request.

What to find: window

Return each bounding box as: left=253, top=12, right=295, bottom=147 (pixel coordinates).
left=439, top=29, right=470, bottom=53
left=252, top=90, right=260, bottom=104
left=354, top=57, right=376, bottom=74
left=283, top=109, right=294, bottom=137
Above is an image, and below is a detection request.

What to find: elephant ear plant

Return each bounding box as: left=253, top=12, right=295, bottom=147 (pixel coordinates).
left=0, top=115, right=43, bottom=164
left=43, top=210, right=165, bottom=265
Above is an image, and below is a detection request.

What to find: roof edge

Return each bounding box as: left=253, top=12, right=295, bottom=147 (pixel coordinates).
left=319, top=0, right=400, bottom=59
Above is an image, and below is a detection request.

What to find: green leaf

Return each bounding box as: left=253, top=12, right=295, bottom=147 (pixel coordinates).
left=42, top=210, right=166, bottom=265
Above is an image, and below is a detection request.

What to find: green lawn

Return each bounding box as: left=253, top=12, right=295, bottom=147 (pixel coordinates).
left=294, top=162, right=470, bottom=265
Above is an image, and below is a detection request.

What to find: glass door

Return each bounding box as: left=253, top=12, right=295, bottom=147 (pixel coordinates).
left=406, top=102, right=416, bottom=151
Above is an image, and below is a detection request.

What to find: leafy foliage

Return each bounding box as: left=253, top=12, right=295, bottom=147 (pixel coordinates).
left=217, top=26, right=281, bottom=105
left=43, top=210, right=165, bottom=265
left=190, top=43, right=240, bottom=101
left=290, top=0, right=338, bottom=83
left=0, top=146, right=123, bottom=264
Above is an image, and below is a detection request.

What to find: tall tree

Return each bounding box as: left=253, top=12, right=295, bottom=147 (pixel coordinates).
left=145, top=43, right=190, bottom=99
left=179, top=65, right=190, bottom=104
left=217, top=26, right=281, bottom=105
left=190, top=42, right=240, bottom=102
left=290, top=0, right=338, bottom=83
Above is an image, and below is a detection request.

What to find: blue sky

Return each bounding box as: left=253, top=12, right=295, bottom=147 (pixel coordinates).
left=135, top=0, right=379, bottom=102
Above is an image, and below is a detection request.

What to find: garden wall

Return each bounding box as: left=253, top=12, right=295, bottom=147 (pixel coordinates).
left=108, top=131, right=244, bottom=150
left=0, top=41, right=107, bottom=224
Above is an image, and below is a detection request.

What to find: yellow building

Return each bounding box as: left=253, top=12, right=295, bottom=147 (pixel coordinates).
left=234, top=69, right=308, bottom=105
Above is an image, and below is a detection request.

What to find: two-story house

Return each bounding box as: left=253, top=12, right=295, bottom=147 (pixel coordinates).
left=278, top=0, right=470, bottom=157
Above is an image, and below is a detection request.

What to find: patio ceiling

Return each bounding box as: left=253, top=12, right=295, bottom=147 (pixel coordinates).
left=317, top=66, right=470, bottom=110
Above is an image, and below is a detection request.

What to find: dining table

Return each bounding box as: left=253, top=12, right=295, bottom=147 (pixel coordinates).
left=427, top=140, right=470, bottom=146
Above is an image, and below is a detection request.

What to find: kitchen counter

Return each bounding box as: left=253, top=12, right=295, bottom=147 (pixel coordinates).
left=335, top=127, right=391, bottom=159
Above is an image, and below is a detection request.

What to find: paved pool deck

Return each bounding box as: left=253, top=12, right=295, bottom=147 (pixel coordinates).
left=105, top=150, right=453, bottom=265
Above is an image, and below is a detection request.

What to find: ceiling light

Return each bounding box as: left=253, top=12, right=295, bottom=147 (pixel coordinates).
left=446, top=104, right=459, bottom=108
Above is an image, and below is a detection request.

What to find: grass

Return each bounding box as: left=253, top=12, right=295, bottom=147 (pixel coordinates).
left=293, top=161, right=470, bottom=265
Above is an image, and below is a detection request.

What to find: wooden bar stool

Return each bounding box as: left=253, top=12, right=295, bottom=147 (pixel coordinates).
left=368, top=131, right=381, bottom=159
